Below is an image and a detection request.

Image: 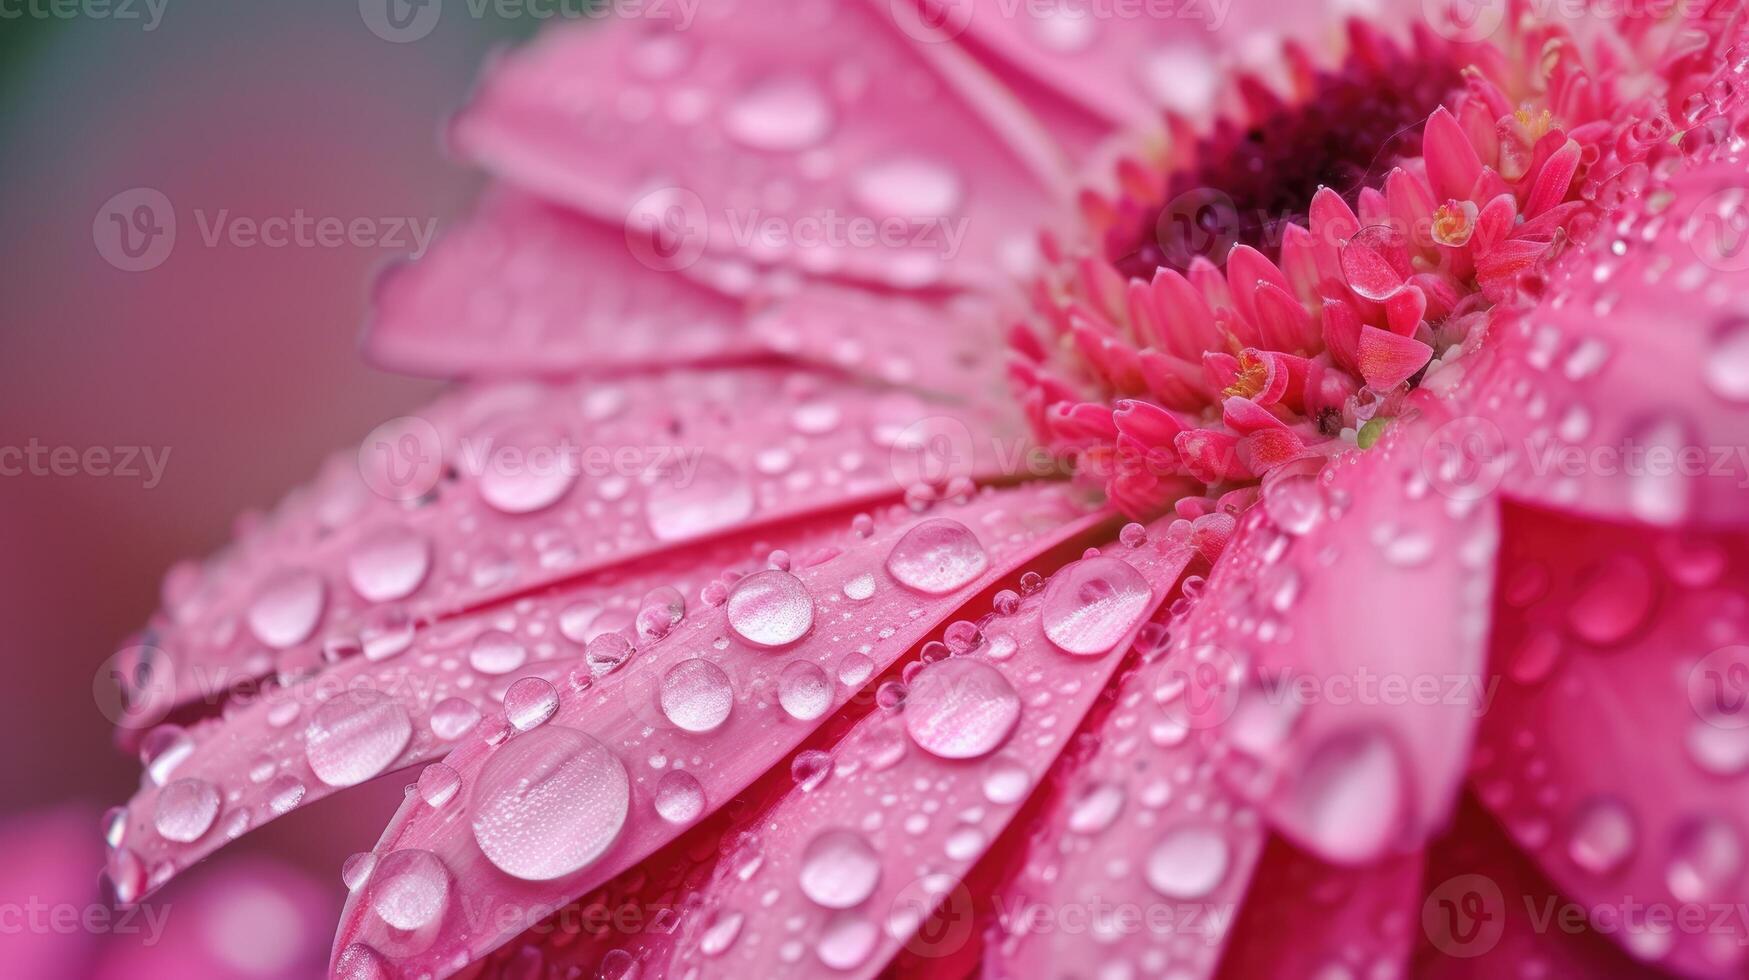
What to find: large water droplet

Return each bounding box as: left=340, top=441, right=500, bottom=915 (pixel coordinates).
left=468, top=630, right=529, bottom=675
left=418, top=763, right=461, bottom=808
left=1066, top=783, right=1126, bottom=835
left=646, top=455, right=754, bottom=542
left=1667, top=817, right=1743, bottom=902
left=1040, top=557, right=1154, bottom=656
left=1706, top=317, right=1749, bottom=403
left=247, top=568, right=326, bottom=649
left=305, top=689, right=412, bottom=787
left=153, top=778, right=220, bottom=843
left=816, top=914, right=879, bottom=970
left=799, top=828, right=881, bottom=908
left=504, top=676, right=559, bottom=731
left=1145, top=825, right=1230, bottom=900
left=1568, top=798, right=1636, bottom=875
left=778, top=660, right=833, bottom=720
left=470, top=726, right=630, bottom=881
left=430, top=697, right=482, bottom=740
left=478, top=425, right=578, bottom=515
left=654, top=769, right=705, bottom=823
left=1281, top=730, right=1404, bottom=863
left=660, top=658, right=734, bottom=733
left=851, top=158, right=962, bottom=218
left=1565, top=555, right=1654, bottom=646
left=1625, top=415, right=1694, bottom=525
left=347, top=526, right=432, bottom=602
left=905, top=658, right=1020, bottom=760
left=726, top=569, right=814, bottom=648
left=885, top=519, right=987, bottom=595
left=724, top=76, right=834, bottom=151
left=369, top=849, right=450, bottom=931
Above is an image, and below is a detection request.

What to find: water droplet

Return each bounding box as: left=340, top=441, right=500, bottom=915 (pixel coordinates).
left=799, top=828, right=881, bottom=908
left=1565, top=555, right=1654, bottom=646
left=1687, top=722, right=1749, bottom=775
left=636, top=586, right=686, bottom=643
left=905, top=658, right=1020, bottom=760
left=885, top=519, right=988, bottom=594
left=1667, top=817, right=1743, bottom=902
left=851, top=158, right=962, bottom=218
left=468, top=630, right=528, bottom=675
left=335, top=943, right=390, bottom=980
left=470, top=726, right=630, bottom=880
left=1145, top=825, right=1230, bottom=900
left=1264, top=475, right=1324, bottom=536
left=1707, top=318, right=1749, bottom=402
left=843, top=572, right=877, bottom=602
left=586, top=632, right=634, bottom=676
left=699, top=909, right=745, bottom=957
left=660, top=658, right=734, bottom=733
left=778, top=661, right=833, bottom=720
left=140, top=726, right=193, bottom=786
left=816, top=913, right=879, bottom=970
left=791, top=749, right=833, bottom=790
left=305, top=689, right=412, bottom=787
left=653, top=769, right=705, bottom=823
left=369, top=849, right=450, bottom=931
left=247, top=568, right=325, bottom=649
left=1568, top=798, right=1636, bottom=875
left=646, top=455, right=754, bottom=541
left=725, top=76, right=834, bottom=151
left=726, top=569, right=814, bottom=648
left=1067, top=783, right=1126, bottom=835
left=1041, top=557, right=1154, bottom=657
left=1281, top=730, right=1404, bottom=862
left=342, top=852, right=376, bottom=891
left=418, top=763, right=461, bottom=808
left=837, top=652, right=874, bottom=687
left=153, top=778, right=219, bottom=842
left=982, top=756, right=1031, bottom=804
left=266, top=773, right=305, bottom=814
left=1625, top=415, right=1694, bottom=525
left=478, top=425, right=577, bottom=514
left=348, top=526, right=431, bottom=602
left=430, top=697, right=481, bottom=740
left=504, top=677, right=559, bottom=731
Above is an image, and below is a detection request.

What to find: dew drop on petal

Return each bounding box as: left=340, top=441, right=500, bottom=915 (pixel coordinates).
left=342, top=852, right=376, bottom=892
left=347, top=526, right=432, bottom=602
left=305, top=689, right=413, bottom=788
left=843, top=572, right=877, bottom=602
left=1667, top=817, right=1743, bottom=902
left=724, top=76, right=833, bottom=152
left=982, top=756, right=1031, bottom=804
left=1568, top=797, right=1636, bottom=875
left=1706, top=317, right=1749, bottom=403
left=646, top=455, right=754, bottom=542
left=1145, top=825, right=1230, bottom=900
left=153, top=778, right=220, bottom=843
left=885, top=519, right=987, bottom=595
left=335, top=943, right=391, bottom=980
left=1040, top=557, right=1154, bottom=657
left=430, top=697, right=482, bottom=741
left=778, top=660, right=833, bottom=720
left=418, top=763, right=461, bottom=808
left=1280, top=730, right=1404, bottom=863
left=699, top=909, right=745, bottom=957
left=653, top=769, right=705, bottom=823
left=816, top=914, right=879, bottom=970
left=799, top=828, right=881, bottom=909
left=478, top=425, right=578, bottom=514
left=791, top=749, right=832, bottom=790
left=468, top=630, right=528, bottom=675
left=504, top=677, right=559, bottom=732
left=1565, top=555, right=1654, bottom=646
left=470, top=726, right=630, bottom=881
left=265, top=774, right=306, bottom=814
left=660, top=658, right=734, bottom=733
left=726, top=569, right=814, bottom=648
left=247, top=568, right=325, bottom=649
left=904, top=658, right=1020, bottom=760
left=369, top=849, right=450, bottom=931
left=1066, top=783, right=1126, bottom=835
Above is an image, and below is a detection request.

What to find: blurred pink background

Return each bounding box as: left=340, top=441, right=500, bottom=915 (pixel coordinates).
left=0, top=3, right=527, bottom=973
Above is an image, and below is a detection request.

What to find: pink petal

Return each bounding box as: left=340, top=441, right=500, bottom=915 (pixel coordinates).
left=530, top=523, right=1195, bottom=977
left=128, top=369, right=1021, bottom=717
left=1190, top=414, right=1499, bottom=863
left=1356, top=324, right=1433, bottom=391
left=366, top=190, right=759, bottom=379
left=450, top=4, right=1069, bottom=291
left=328, top=483, right=1106, bottom=976
left=1458, top=158, right=1749, bottom=528
left=1471, top=503, right=1749, bottom=975
left=0, top=808, right=102, bottom=979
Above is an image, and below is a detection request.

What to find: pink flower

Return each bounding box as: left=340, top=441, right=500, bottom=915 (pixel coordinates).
left=101, top=1, right=1749, bottom=977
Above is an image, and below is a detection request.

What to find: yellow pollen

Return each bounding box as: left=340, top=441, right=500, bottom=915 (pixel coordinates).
left=1223, top=351, right=1269, bottom=399
left=1515, top=107, right=1553, bottom=140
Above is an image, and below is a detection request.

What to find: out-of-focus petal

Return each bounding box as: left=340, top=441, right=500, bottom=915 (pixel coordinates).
left=451, top=0, right=1071, bottom=292
left=0, top=807, right=102, bottom=979
left=1471, top=501, right=1749, bottom=975
left=1457, top=157, right=1749, bottom=529
left=328, top=482, right=1104, bottom=977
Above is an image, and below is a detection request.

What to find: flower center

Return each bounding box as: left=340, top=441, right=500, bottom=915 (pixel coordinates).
left=1011, top=13, right=1689, bottom=524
